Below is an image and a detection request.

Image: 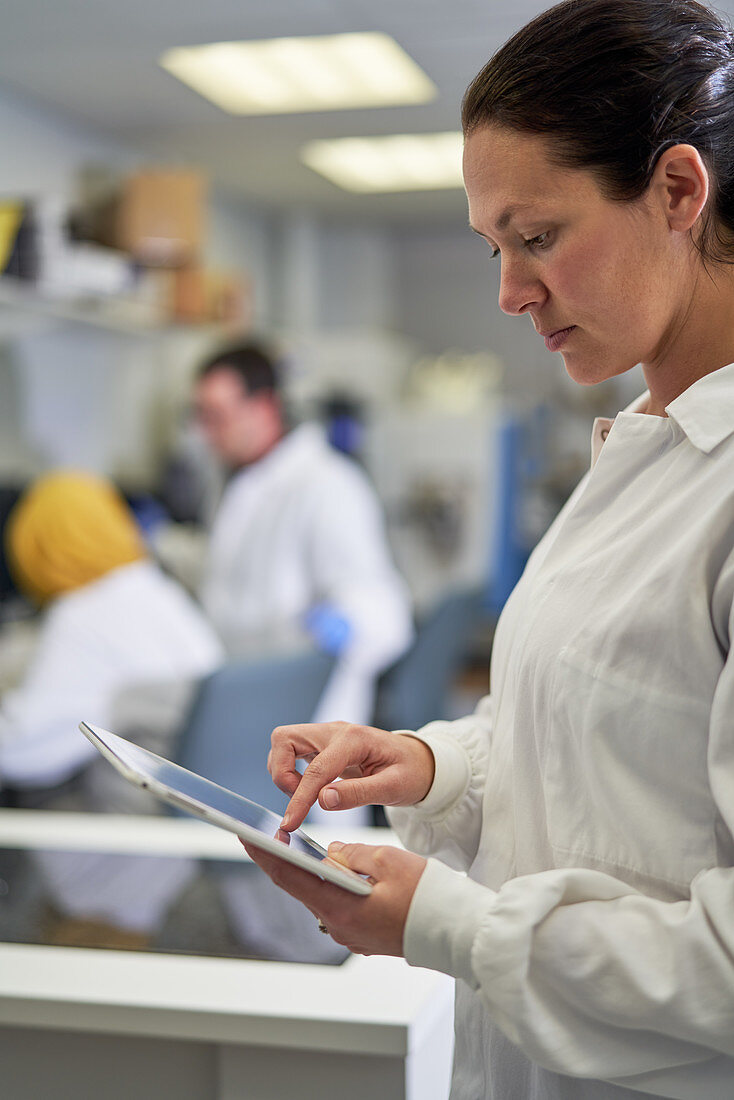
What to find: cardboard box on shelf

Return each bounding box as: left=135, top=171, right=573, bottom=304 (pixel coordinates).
left=168, top=265, right=252, bottom=326
left=78, top=168, right=207, bottom=268
left=117, top=169, right=206, bottom=268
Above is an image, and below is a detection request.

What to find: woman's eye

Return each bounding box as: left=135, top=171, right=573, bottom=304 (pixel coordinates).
left=525, top=231, right=551, bottom=249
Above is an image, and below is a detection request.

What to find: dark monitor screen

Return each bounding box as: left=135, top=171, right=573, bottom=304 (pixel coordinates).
left=0, top=485, right=23, bottom=604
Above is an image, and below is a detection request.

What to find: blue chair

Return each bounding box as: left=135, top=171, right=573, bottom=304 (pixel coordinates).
left=373, top=587, right=482, bottom=734
left=175, top=649, right=335, bottom=815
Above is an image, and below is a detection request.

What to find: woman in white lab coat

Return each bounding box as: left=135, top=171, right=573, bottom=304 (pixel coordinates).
left=0, top=470, right=223, bottom=937
left=241, top=2, right=734, bottom=1097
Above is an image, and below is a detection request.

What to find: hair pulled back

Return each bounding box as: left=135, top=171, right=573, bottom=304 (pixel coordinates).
left=462, top=0, right=734, bottom=263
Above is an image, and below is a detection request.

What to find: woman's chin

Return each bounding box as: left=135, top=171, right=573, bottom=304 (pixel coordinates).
left=562, top=351, right=635, bottom=388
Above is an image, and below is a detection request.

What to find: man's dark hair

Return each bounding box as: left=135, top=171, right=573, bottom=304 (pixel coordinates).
left=198, top=341, right=280, bottom=396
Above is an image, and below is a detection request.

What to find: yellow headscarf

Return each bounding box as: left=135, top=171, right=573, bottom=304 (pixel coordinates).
left=5, top=470, right=147, bottom=605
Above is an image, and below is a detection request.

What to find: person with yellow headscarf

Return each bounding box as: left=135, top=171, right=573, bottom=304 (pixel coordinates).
left=0, top=470, right=223, bottom=788
left=6, top=469, right=148, bottom=607
left=0, top=471, right=223, bottom=938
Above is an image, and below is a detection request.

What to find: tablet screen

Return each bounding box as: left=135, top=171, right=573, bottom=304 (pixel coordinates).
left=86, top=725, right=329, bottom=863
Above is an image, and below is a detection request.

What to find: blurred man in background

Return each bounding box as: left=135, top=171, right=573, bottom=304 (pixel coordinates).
left=193, top=341, right=413, bottom=729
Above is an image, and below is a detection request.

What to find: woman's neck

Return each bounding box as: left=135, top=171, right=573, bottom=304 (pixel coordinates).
left=642, top=261, right=734, bottom=416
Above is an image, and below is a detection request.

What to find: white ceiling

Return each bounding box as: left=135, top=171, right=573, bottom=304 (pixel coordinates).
left=0, top=0, right=554, bottom=224
left=5, top=0, right=734, bottom=226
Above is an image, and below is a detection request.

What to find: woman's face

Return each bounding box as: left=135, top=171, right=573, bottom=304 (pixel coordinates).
left=462, top=125, right=693, bottom=386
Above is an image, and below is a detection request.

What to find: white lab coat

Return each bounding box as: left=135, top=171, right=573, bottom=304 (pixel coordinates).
left=390, top=365, right=734, bottom=1099
left=0, top=559, right=223, bottom=932
left=200, top=422, right=413, bottom=726
left=0, top=559, right=223, bottom=786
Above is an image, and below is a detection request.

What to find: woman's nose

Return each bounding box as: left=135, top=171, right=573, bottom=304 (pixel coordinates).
left=498, top=257, right=545, bottom=316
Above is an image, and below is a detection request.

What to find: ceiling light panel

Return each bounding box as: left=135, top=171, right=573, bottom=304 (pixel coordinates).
left=160, top=33, right=437, bottom=115
left=301, top=132, right=465, bottom=193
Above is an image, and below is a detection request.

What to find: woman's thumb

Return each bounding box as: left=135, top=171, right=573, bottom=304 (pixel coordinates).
left=318, top=774, right=389, bottom=811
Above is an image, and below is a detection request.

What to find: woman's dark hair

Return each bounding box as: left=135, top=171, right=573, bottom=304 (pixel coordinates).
left=462, top=0, right=734, bottom=263
left=197, top=340, right=280, bottom=395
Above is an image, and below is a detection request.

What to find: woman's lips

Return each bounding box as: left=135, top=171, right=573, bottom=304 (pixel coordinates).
left=543, top=326, right=576, bottom=352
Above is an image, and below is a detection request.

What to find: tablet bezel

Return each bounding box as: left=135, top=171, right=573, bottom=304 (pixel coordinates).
left=79, top=722, right=372, bottom=896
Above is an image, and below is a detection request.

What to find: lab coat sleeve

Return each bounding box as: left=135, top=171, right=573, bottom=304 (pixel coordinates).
left=306, top=461, right=413, bottom=676
left=0, top=603, right=106, bottom=785
left=400, top=593, right=734, bottom=1093
left=387, top=694, right=492, bottom=873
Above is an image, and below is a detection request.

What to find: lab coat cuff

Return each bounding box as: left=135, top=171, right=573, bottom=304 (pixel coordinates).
left=394, top=729, right=471, bottom=817
left=403, top=857, right=493, bottom=989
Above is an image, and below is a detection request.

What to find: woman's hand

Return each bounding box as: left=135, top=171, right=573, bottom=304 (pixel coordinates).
left=268, top=721, right=435, bottom=832
left=242, top=838, right=427, bottom=957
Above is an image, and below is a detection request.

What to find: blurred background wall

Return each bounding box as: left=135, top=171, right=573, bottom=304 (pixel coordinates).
left=0, top=0, right=652, bottom=620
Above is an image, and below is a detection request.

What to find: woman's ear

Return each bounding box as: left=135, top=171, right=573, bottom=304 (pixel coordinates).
left=650, top=143, right=709, bottom=232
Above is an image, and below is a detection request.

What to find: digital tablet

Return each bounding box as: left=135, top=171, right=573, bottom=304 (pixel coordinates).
left=79, top=722, right=372, bottom=896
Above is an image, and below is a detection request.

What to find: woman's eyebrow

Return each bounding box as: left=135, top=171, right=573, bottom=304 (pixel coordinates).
left=469, top=203, right=541, bottom=238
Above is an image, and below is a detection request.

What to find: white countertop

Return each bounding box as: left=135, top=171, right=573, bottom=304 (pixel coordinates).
left=0, top=943, right=451, bottom=1054
left=0, top=807, right=393, bottom=859
left=0, top=810, right=452, bottom=1056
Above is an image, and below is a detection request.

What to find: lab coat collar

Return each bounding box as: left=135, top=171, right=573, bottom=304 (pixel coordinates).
left=664, top=361, right=734, bottom=454
left=230, top=422, right=327, bottom=485
left=261, top=421, right=326, bottom=470
left=592, top=362, right=734, bottom=467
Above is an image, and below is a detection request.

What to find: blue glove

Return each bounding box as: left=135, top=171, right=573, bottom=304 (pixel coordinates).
left=304, top=604, right=353, bottom=656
